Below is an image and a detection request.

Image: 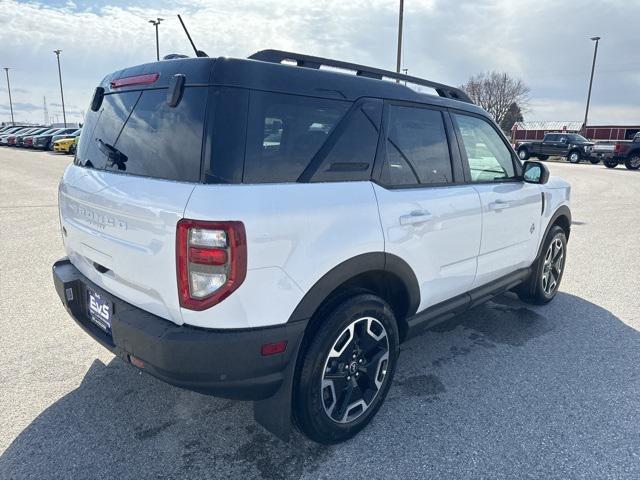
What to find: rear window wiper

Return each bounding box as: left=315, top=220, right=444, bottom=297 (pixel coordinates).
left=96, top=138, right=128, bottom=170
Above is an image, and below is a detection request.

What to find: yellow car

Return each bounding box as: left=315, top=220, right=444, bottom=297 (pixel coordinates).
left=53, top=136, right=78, bottom=154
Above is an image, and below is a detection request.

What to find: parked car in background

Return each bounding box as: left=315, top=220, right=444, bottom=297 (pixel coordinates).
left=50, top=129, right=81, bottom=150
left=0, top=126, right=27, bottom=144
left=594, top=132, right=640, bottom=170
left=15, top=127, right=48, bottom=147
left=516, top=133, right=595, bottom=164
left=53, top=135, right=78, bottom=154
left=32, top=128, right=78, bottom=150
left=0, top=125, right=20, bottom=134
left=6, top=128, right=43, bottom=146
left=23, top=128, right=59, bottom=148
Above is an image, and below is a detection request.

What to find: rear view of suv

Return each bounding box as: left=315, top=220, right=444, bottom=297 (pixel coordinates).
left=53, top=50, right=571, bottom=444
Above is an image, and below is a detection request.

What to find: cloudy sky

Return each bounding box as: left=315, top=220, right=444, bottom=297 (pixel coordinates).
left=0, top=0, right=638, bottom=126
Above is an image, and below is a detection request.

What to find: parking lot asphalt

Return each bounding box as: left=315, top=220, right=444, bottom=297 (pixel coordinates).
left=0, top=148, right=639, bottom=480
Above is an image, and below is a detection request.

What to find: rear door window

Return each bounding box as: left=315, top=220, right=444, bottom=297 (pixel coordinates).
left=75, top=87, right=207, bottom=182
left=243, top=91, right=350, bottom=183
left=382, top=105, right=453, bottom=187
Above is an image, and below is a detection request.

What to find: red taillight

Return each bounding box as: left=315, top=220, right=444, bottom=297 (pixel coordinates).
left=614, top=143, right=621, bottom=153
left=189, top=247, right=228, bottom=266
left=110, top=73, right=159, bottom=89
left=177, top=219, right=247, bottom=311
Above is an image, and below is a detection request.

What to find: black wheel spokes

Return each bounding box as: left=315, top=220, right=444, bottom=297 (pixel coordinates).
left=321, top=317, right=389, bottom=423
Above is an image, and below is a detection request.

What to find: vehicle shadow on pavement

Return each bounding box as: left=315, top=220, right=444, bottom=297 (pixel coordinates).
left=2, top=292, right=639, bottom=480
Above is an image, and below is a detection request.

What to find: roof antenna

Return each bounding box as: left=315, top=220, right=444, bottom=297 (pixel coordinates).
left=177, top=14, right=208, bottom=58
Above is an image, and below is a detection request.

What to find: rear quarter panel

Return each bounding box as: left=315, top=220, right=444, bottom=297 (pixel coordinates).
left=182, top=182, right=383, bottom=329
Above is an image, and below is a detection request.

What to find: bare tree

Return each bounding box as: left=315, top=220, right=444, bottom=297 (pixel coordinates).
left=460, top=72, right=530, bottom=126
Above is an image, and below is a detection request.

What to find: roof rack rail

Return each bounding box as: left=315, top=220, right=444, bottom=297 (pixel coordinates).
left=248, top=49, right=473, bottom=104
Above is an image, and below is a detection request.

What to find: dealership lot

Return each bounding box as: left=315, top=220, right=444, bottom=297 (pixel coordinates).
left=0, top=148, right=639, bottom=479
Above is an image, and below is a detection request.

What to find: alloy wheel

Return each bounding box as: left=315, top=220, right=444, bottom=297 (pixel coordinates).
left=542, top=238, right=564, bottom=295
left=321, top=317, right=389, bottom=424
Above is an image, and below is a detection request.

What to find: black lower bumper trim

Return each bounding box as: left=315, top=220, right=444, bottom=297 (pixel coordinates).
left=52, top=258, right=307, bottom=400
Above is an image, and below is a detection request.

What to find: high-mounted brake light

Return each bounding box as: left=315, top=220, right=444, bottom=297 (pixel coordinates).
left=110, top=73, right=159, bottom=89
left=177, top=219, right=247, bottom=311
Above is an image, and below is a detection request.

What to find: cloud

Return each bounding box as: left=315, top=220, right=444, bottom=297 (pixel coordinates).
left=0, top=102, right=40, bottom=112
left=0, top=0, right=638, bottom=125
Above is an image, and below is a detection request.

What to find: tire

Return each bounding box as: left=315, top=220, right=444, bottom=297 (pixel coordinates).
left=567, top=150, right=581, bottom=163
left=604, top=159, right=618, bottom=168
left=624, top=153, right=640, bottom=170
left=516, top=225, right=567, bottom=305
left=589, top=157, right=600, bottom=164
left=517, top=148, right=530, bottom=160
left=293, top=293, right=399, bottom=444
left=68, top=144, right=76, bottom=155
left=537, top=155, right=549, bottom=161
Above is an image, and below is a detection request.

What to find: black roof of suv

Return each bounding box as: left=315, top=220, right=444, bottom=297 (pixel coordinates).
left=77, top=50, right=493, bottom=186
left=98, top=50, right=482, bottom=113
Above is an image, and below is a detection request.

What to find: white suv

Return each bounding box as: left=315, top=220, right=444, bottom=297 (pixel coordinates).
left=52, top=50, right=571, bottom=444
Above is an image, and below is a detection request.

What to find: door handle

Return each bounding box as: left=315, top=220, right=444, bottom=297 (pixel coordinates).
left=489, top=200, right=511, bottom=211
left=399, top=210, right=433, bottom=225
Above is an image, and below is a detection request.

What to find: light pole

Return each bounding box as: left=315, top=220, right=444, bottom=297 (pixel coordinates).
left=53, top=50, right=67, bottom=127
left=149, top=18, right=164, bottom=61
left=583, top=36, right=600, bottom=133
left=402, top=68, right=408, bottom=86
left=396, top=0, right=404, bottom=78
left=3, top=67, right=14, bottom=125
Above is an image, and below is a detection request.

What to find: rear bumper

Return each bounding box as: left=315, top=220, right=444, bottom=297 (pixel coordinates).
left=52, top=258, right=306, bottom=400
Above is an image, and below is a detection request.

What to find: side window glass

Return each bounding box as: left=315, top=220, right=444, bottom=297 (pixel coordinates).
left=454, top=114, right=515, bottom=182
left=310, top=100, right=382, bottom=182
left=383, top=105, right=452, bottom=186
left=243, top=91, right=349, bottom=183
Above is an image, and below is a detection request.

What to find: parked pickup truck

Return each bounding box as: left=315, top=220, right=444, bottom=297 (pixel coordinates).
left=592, top=132, right=640, bottom=170
left=516, top=133, right=595, bottom=164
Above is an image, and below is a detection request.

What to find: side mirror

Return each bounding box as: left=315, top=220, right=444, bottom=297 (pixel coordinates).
left=523, top=161, right=549, bottom=184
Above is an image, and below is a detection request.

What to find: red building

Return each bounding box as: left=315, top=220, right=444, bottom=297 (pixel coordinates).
left=511, top=122, right=640, bottom=142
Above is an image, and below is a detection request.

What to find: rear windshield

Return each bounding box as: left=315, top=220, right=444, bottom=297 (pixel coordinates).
left=75, top=86, right=207, bottom=182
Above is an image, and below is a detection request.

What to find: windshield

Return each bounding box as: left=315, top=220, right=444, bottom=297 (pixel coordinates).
left=567, top=134, right=588, bottom=142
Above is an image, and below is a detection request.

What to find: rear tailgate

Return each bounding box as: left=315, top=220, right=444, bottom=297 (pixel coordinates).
left=593, top=142, right=616, bottom=153
left=59, top=168, right=195, bottom=324
left=59, top=59, right=213, bottom=325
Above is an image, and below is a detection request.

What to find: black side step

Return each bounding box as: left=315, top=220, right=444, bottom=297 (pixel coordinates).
left=405, top=267, right=531, bottom=339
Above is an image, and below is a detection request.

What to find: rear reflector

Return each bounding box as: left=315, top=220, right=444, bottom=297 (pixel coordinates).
left=110, top=73, right=159, bottom=89
left=129, top=355, right=145, bottom=369
left=261, top=341, right=287, bottom=356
